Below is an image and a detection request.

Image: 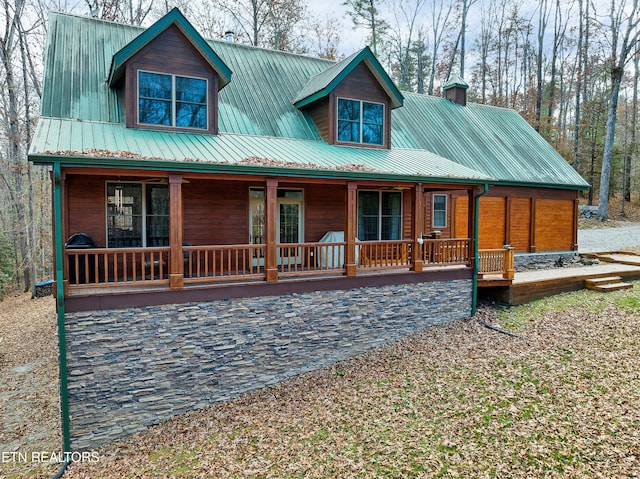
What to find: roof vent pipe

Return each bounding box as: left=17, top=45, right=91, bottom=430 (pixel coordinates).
left=225, top=31, right=234, bottom=43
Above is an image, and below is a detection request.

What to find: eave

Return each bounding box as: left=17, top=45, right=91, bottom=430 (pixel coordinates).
left=30, top=152, right=493, bottom=187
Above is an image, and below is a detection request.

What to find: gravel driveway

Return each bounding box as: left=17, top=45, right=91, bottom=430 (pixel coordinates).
left=578, top=222, right=640, bottom=253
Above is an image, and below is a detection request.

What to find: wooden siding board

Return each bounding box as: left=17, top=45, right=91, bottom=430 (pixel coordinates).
left=182, top=179, right=248, bottom=245
left=403, top=192, right=412, bottom=239
left=479, top=196, right=506, bottom=249
left=508, top=197, right=531, bottom=252
left=67, top=175, right=106, bottom=247
left=454, top=195, right=469, bottom=238
left=305, top=184, right=345, bottom=241
left=534, top=199, right=574, bottom=251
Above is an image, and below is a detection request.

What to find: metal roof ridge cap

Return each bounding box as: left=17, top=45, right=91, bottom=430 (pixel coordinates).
left=49, top=10, right=146, bottom=29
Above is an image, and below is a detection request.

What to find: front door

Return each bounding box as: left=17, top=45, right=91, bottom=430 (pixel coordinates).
left=248, top=188, right=304, bottom=267
left=277, top=197, right=303, bottom=267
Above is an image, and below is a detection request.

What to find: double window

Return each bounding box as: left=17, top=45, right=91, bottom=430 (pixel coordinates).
left=138, top=71, right=208, bottom=130
left=337, top=98, right=384, bottom=145
left=106, top=182, right=169, bottom=248
left=358, top=191, right=402, bottom=241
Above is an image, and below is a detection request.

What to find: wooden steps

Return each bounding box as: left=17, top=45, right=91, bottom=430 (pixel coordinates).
left=585, top=276, right=633, bottom=292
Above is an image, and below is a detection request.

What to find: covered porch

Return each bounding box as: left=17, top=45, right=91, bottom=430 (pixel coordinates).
left=56, top=169, right=513, bottom=298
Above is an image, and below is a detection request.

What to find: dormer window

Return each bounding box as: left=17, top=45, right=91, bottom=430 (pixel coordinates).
left=138, top=71, right=208, bottom=130
left=337, top=98, right=384, bottom=145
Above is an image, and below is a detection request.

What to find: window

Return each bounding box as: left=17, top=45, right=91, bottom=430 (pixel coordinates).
left=138, top=71, right=208, bottom=129
left=433, top=194, right=447, bottom=228
left=107, top=182, right=169, bottom=247
left=337, top=98, right=384, bottom=145
left=358, top=191, right=402, bottom=240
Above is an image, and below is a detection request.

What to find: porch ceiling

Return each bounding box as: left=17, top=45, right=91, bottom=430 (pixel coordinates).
left=30, top=118, right=492, bottom=184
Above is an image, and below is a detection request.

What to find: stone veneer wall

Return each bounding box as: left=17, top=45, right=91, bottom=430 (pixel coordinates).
left=65, top=279, right=472, bottom=450
left=514, top=252, right=578, bottom=270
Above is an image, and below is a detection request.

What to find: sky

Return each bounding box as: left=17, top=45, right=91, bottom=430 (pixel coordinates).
left=306, top=0, right=369, bottom=54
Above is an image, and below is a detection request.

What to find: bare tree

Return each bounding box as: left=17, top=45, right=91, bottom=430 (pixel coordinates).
left=458, top=0, right=477, bottom=77
left=426, top=0, right=456, bottom=95
left=387, top=0, right=426, bottom=91
left=597, top=0, right=640, bottom=220
left=307, top=15, right=343, bottom=60
left=535, top=0, right=552, bottom=131
left=85, top=0, right=154, bottom=24
left=214, top=0, right=307, bottom=50
left=0, top=0, right=31, bottom=290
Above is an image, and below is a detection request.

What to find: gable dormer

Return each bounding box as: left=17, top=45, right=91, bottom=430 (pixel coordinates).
left=293, top=47, right=403, bottom=149
left=108, top=8, right=232, bottom=134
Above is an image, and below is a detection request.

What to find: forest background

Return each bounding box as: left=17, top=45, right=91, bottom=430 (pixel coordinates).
left=1, top=0, right=640, bottom=298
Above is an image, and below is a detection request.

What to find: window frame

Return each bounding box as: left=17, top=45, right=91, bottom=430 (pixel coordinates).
left=106, top=181, right=170, bottom=248
left=137, top=69, right=209, bottom=131
left=432, top=193, right=448, bottom=229
left=357, top=190, right=403, bottom=241
left=336, top=97, right=385, bottom=146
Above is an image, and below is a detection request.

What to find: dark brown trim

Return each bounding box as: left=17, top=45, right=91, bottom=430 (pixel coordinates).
left=64, top=267, right=473, bottom=312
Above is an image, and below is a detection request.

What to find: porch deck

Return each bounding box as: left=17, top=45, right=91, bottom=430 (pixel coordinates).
left=479, top=252, right=640, bottom=305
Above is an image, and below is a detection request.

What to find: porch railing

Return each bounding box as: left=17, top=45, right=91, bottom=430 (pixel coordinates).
left=422, top=238, right=471, bottom=265
left=357, top=240, right=413, bottom=270
left=63, top=238, right=490, bottom=291
left=183, top=244, right=266, bottom=283
left=478, top=248, right=515, bottom=279
left=277, top=241, right=347, bottom=277
left=65, top=247, right=170, bottom=288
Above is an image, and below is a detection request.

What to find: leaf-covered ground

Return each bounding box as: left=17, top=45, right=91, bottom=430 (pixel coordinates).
left=0, top=293, right=60, bottom=479
left=54, top=285, right=640, bottom=479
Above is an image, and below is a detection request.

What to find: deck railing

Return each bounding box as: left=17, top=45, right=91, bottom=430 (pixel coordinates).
left=277, top=241, right=347, bottom=277
left=65, top=247, right=170, bottom=288
left=422, top=238, right=472, bottom=265
left=478, top=247, right=515, bottom=279
left=357, top=240, right=413, bottom=270
left=63, top=238, right=491, bottom=292
left=183, top=244, right=266, bottom=283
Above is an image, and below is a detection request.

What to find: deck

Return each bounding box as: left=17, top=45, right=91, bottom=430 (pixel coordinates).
left=479, top=252, right=640, bottom=305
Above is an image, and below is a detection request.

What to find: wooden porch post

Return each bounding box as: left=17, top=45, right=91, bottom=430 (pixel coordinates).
left=530, top=198, right=537, bottom=253
left=468, top=189, right=475, bottom=269
left=345, top=182, right=357, bottom=277
left=265, top=178, right=278, bottom=283
left=572, top=197, right=579, bottom=251
left=169, top=175, right=184, bottom=288
left=412, top=183, right=424, bottom=272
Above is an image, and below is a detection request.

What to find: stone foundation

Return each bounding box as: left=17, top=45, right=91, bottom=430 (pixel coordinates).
left=514, top=251, right=578, bottom=271
left=65, top=279, right=472, bottom=449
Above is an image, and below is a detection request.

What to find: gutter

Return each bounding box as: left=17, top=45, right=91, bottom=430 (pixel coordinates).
left=472, top=183, right=489, bottom=316
left=53, top=162, right=71, bottom=453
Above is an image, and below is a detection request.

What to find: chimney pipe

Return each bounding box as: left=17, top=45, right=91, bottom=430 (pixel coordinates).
left=225, top=31, right=234, bottom=43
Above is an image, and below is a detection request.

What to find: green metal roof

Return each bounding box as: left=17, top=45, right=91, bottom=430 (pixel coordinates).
left=392, top=93, right=588, bottom=188
left=34, top=11, right=588, bottom=189
left=292, top=47, right=404, bottom=109
left=30, top=118, right=491, bottom=183
left=108, top=7, right=232, bottom=88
